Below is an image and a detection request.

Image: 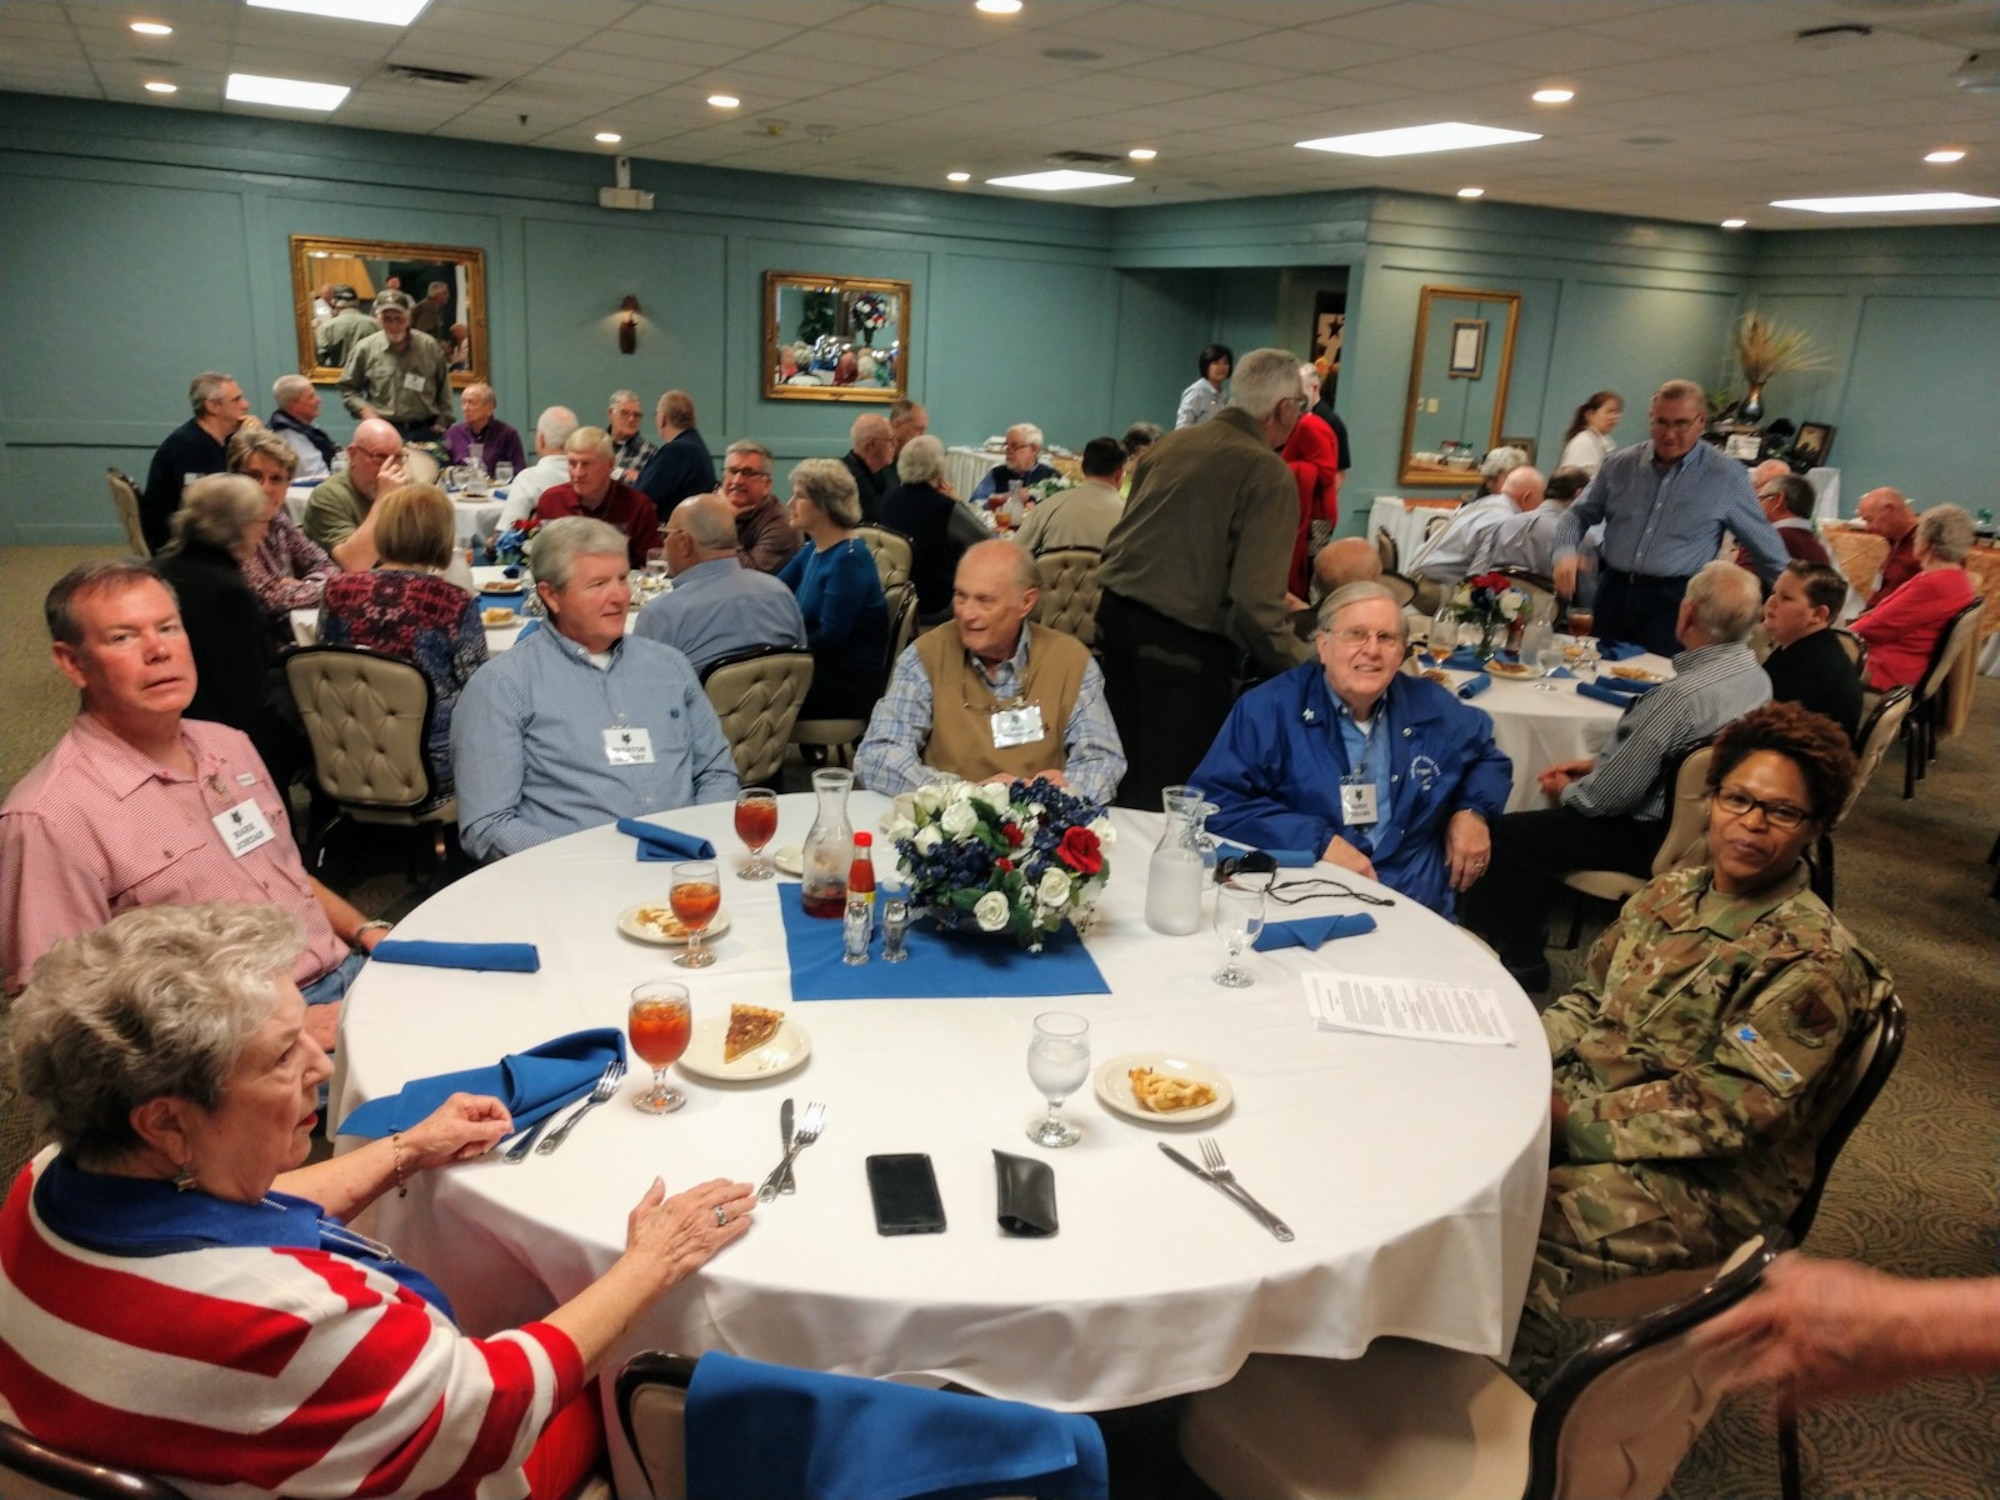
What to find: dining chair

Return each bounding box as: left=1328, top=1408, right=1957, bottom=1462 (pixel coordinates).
left=398, top=445, right=442, bottom=487
left=283, top=645, right=457, bottom=875
left=1557, top=741, right=1713, bottom=947
left=1829, top=626, right=1867, bottom=680
left=1032, top=546, right=1102, bottom=648
left=0, top=1421, right=189, bottom=1500
left=105, top=469, right=149, bottom=556
left=1176, top=1230, right=1788, bottom=1500
left=1900, top=599, right=1984, bottom=797
left=699, top=646, right=814, bottom=786
left=853, top=522, right=914, bottom=593
left=791, top=583, right=917, bottom=767
left=1377, top=571, right=1417, bottom=610
left=1374, top=526, right=1399, bottom=574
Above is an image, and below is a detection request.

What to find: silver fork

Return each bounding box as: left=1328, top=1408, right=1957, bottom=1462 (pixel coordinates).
left=1199, top=1137, right=1295, bottom=1242
left=535, top=1058, right=627, bottom=1155
left=757, top=1101, right=826, bottom=1201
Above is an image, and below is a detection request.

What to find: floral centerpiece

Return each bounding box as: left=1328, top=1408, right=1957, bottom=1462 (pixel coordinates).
left=848, top=291, right=891, bottom=347
left=493, top=518, right=542, bottom=569
left=885, top=777, right=1113, bottom=951
left=1027, top=473, right=1075, bottom=505
left=1449, top=572, right=1528, bottom=660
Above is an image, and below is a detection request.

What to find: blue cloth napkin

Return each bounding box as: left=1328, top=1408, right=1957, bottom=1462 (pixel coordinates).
left=1440, top=646, right=1485, bottom=671
left=478, top=592, right=526, bottom=613
left=337, top=1027, right=623, bottom=1140
left=1216, top=840, right=1318, bottom=867
left=1253, top=914, right=1378, bottom=952
left=1576, top=678, right=1657, bottom=708
left=1457, top=672, right=1492, bottom=700
left=617, top=816, right=717, bottom=861
left=369, top=939, right=540, bottom=973
left=778, top=883, right=1109, bottom=1001
left=1590, top=672, right=1661, bottom=696
left=1545, top=665, right=1576, bottom=679
left=1597, top=639, right=1645, bottom=661
left=685, top=1351, right=1109, bottom=1500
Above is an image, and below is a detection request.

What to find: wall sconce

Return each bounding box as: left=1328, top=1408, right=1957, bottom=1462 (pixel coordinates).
left=618, top=295, right=641, bottom=355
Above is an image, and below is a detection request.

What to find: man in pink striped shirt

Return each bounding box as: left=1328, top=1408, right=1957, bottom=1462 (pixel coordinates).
left=0, top=559, right=388, bottom=1045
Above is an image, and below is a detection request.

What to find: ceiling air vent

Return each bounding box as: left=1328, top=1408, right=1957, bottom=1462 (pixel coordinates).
left=1048, top=149, right=1124, bottom=166
left=386, top=64, right=487, bottom=87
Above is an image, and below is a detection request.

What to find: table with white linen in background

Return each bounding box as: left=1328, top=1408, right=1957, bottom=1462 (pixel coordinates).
left=282, top=483, right=504, bottom=547
left=335, top=793, right=1550, bottom=1495
left=289, top=565, right=640, bottom=652
left=1368, top=495, right=1463, bottom=568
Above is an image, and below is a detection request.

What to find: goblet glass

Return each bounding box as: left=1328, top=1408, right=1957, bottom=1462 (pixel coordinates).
left=1026, top=1012, right=1090, bottom=1149
left=493, top=461, right=514, bottom=487
left=734, top=786, right=779, bottom=879
left=669, top=860, right=721, bottom=969
left=1212, top=882, right=1265, bottom=988
left=1427, top=605, right=1457, bottom=667
left=1534, top=643, right=1567, bottom=692
left=629, top=981, right=691, bottom=1114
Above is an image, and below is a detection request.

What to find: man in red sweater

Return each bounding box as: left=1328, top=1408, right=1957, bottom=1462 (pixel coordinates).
left=1857, top=486, right=1920, bottom=607
left=535, top=424, right=659, bottom=569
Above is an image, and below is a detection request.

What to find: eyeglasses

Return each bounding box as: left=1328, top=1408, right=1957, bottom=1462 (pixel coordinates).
left=355, top=446, right=402, bottom=462
left=1712, top=785, right=1813, bottom=830
left=1326, top=628, right=1403, bottom=649
left=724, top=465, right=770, bottom=480
left=1650, top=416, right=1703, bottom=433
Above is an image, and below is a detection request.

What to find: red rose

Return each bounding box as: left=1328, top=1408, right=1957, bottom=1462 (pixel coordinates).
left=1057, top=827, right=1102, bottom=875
left=1470, top=572, right=1508, bottom=592
left=996, top=857, right=1014, bottom=873
left=1004, top=824, right=1024, bottom=847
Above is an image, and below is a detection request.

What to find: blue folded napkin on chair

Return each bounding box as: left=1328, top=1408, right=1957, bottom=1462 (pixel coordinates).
left=1216, top=840, right=1318, bottom=867
left=1253, top=914, right=1378, bottom=952
left=369, top=939, right=540, bottom=973
left=337, top=1027, right=623, bottom=1140
left=617, top=816, right=717, bottom=861
left=684, top=1351, right=1110, bottom=1500
left=1596, top=639, right=1645, bottom=661
left=777, top=884, right=1109, bottom=1001
left=1576, top=679, right=1657, bottom=708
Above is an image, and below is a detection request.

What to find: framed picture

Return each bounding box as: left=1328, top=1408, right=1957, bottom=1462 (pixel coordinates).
left=1499, top=436, right=1536, bottom=466
left=1448, top=319, right=1486, bottom=378
left=290, top=235, right=487, bottom=386
left=1791, top=422, right=1835, bottom=468
left=762, top=271, right=910, bottom=403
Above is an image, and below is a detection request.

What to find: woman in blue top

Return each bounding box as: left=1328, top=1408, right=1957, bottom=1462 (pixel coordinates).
left=781, top=458, right=890, bottom=720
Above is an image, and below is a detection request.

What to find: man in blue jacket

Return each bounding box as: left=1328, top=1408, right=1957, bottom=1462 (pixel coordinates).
left=1192, top=581, right=1512, bottom=916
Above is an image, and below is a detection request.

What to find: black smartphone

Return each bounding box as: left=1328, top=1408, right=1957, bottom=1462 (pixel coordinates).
left=866, top=1153, right=946, bottom=1236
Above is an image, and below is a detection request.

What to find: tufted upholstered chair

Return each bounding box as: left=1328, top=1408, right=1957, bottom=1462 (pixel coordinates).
left=699, top=647, right=814, bottom=786
left=852, top=523, right=913, bottom=593
left=1030, top=546, right=1101, bottom=648
left=792, top=582, right=918, bottom=768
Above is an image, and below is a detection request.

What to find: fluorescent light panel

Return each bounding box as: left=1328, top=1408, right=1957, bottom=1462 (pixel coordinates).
left=247, top=0, right=433, bottom=23
left=225, top=72, right=350, bottom=111
left=1296, top=122, right=1539, bottom=158
left=144, top=80, right=178, bottom=93
left=985, top=169, right=1133, bottom=191
left=1770, top=192, right=2000, bottom=214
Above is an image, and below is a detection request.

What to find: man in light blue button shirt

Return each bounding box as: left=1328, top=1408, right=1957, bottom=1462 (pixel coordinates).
left=1554, top=380, right=1786, bottom=656
left=635, top=493, right=807, bottom=674
left=452, top=517, right=739, bottom=861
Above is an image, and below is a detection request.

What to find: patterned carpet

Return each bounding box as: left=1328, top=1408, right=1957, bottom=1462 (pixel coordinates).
left=2, top=543, right=1994, bottom=1497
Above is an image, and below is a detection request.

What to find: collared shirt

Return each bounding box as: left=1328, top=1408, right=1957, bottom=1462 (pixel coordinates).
left=301, top=471, right=371, bottom=551
left=1176, top=378, right=1225, bottom=430
left=445, top=418, right=527, bottom=478
left=1013, top=478, right=1123, bottom=555
left=450, top=627, right=740, bottom=861
left=241, top=509, right=336, bottom=618
left=1411, top=493, right=1515, bottom=581
left=338, top=329, right=453, bottom=427
left=0, top=715, right=348, bottom=993
left=611, top=432, right=658, bottom=487
left=1556, top=439, right=1787, bottom=583
left=1562, top=641, right=1771, bottom=821
left=535, top=480, right=660, bottom=570
left=634, top=429, right=718, bottom=511
left=492, top=453, right=569, bottom=536
left=633, top=556, right=807, bottom=674
left=1475, top=499, right=1570, bottom=577
left=969, top=462, right=1059, bottom=505
left=735, top=495, right=803, bottom=574
left=268, top=409, right=336, bottom=479
left=1331, top=696, right=1399, bottom=865
left=854, top=627, right=1126, bottom=806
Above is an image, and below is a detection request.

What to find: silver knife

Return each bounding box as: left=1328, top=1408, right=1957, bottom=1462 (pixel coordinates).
left=1159, top=1143, right=1295, bottom=1242
left=778, top=1097, right=797, bottom=1195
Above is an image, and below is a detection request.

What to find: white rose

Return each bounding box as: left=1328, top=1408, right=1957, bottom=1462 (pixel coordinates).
left=1089, top=816, right=1117, bottom=849
left=974, top=890, right=1010, bottom=932
left=940, top=800, right=978, bottom=838
left=914, top=782, right=950, bottom=817
left=1452, top=587, right=1472, bottom=609
left=914, top=825, right=942, bottom=854
left=1038, top=868, right=1072, bottom=907
left=972, top=781, right=1012, bottom=814
left=882, top=810, right=917, bottom=841
left=1499, top=593, right=1523, bottom=620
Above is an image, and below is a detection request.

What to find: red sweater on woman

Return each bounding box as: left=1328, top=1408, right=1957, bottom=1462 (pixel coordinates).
left=1851, top=566, right=1977, bottom=690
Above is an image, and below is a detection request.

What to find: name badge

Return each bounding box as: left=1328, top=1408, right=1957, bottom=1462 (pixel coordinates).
left=990, top=704, right=1046, bottom=750
left=604, top=726, right=655, bottom=765
left=1338, top=774, right=1380, bottom=827
left=401, top=371, right=428, bottom=393
left=211, top=798, right=277, bottom=858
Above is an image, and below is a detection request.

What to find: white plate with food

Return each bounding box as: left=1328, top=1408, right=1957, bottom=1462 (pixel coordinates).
left=1484, top=660, right=1539, bottom=681
left=772, top=845, right=804, bottom=877
left=481, top=606, right=522, bottom=628
left=678, top=1007, right=810, bottom=1081
left=1094, top=1052, right=1234, bottom=1125
left=482, top=578, right=527, bottom=595
left=617, top=904, right=734, bottom=946
left=1606, top=664, right=1665, bottom=684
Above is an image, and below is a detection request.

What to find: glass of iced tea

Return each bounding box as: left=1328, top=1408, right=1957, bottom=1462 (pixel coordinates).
left=735, top=786, right=779, bottom=880
left=669, top=860, right=722, bottom=969
left=629, top=981, right=691, bottom=1114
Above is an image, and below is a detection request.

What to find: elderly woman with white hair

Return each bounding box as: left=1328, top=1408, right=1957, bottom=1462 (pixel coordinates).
left=154, top=473, right=308, bottom=786
left=1849, top=502, right=1979, bottom=691
left=0, top=902, right=755, bottom=1498
left=882, top=434, right=990, bottom=622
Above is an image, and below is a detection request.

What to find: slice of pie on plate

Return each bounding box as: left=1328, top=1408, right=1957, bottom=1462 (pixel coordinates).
left=1127, top=1065, right=1217, bottom=1113
left=724, top=1004, right=785, bottom=1063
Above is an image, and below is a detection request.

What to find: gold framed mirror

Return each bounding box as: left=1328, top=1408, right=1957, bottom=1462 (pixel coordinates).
left=1399, top=285, right=1522, bottom=487
left=289, top=235, right=488, bottom=387
left=762, top=272, right=909, bottom=403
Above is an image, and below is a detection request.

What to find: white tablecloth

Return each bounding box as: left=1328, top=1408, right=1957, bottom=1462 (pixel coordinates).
left=944, top=446, right=995, bottom=500
left=335, top=793, right=1549, bottom=1492
left=282, top=483, right=504, bottom=547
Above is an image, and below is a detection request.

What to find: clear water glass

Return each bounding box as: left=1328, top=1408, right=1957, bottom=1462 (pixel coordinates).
left=1212, top=883, right=1265, bottom=988
left=1535, top=645, right=1567, bottom=691
left=1026, top=1011, right=1090, bottom=1149
left=494, top=461, right=514, bottom=486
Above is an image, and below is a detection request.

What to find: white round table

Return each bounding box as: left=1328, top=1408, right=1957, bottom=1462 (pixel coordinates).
left=283, top=482, right=503, bottom=547
left=335, top=793, right=1549, bottom=1493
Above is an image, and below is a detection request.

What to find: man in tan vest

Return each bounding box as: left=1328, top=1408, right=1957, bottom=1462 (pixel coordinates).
left=856, top=540, right=1126, bottom=805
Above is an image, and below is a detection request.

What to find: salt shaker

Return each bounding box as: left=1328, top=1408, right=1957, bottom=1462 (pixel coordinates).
left=881, top=890, right=913, bottom=963
left=841, top=896, right=872, bottom=966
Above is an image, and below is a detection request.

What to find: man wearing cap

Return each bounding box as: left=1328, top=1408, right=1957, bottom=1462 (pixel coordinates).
left=338, top=289, right=453, bottom=441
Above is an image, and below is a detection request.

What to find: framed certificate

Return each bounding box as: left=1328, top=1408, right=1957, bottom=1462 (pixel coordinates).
left=1448, top=319, right=1486, bottom=378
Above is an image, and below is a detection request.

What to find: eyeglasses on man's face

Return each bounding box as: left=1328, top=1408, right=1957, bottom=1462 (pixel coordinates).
left=724, top=465, right=770, bottom=481
left=1711, top=784, right=1813, bottom=830
left=1326, top=627, right=1402, bottom=650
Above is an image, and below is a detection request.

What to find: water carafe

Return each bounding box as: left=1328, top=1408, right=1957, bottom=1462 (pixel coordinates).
left=800, top=767, right=853, bottom=918
left=1145, top=784, right=1209, bottom=935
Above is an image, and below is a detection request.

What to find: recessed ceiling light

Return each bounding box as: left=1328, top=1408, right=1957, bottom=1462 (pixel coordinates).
left=225, top=73, right=350, bottom=111
left=1925, top=148, right=1966, bottom=163
left=1771, top=192, right=2000, bottom=213
left=594, top=131, right=621, bottom=144
left=1721, top=218, right=1747, bottom=229
left=246, top=0, right=434, bottom=23
left=130, top=21, right=173, bottom=35
left=1531, top=88, right=1574, bottom=104
left=1457, top=186, right=1484, bottom=198
left=947, top=171, right=972, bottom=183
left=976, top=0, right=1024, bottom=13
left=707, top=94, right=741, bottom=109
left=1296, top=122, right=1540, bottom=158
left=986, top=169, right=1133, bottom=192
left=1128, top=148, right=1157, bottom=161
left=143, top=80, right=178, bottom=94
